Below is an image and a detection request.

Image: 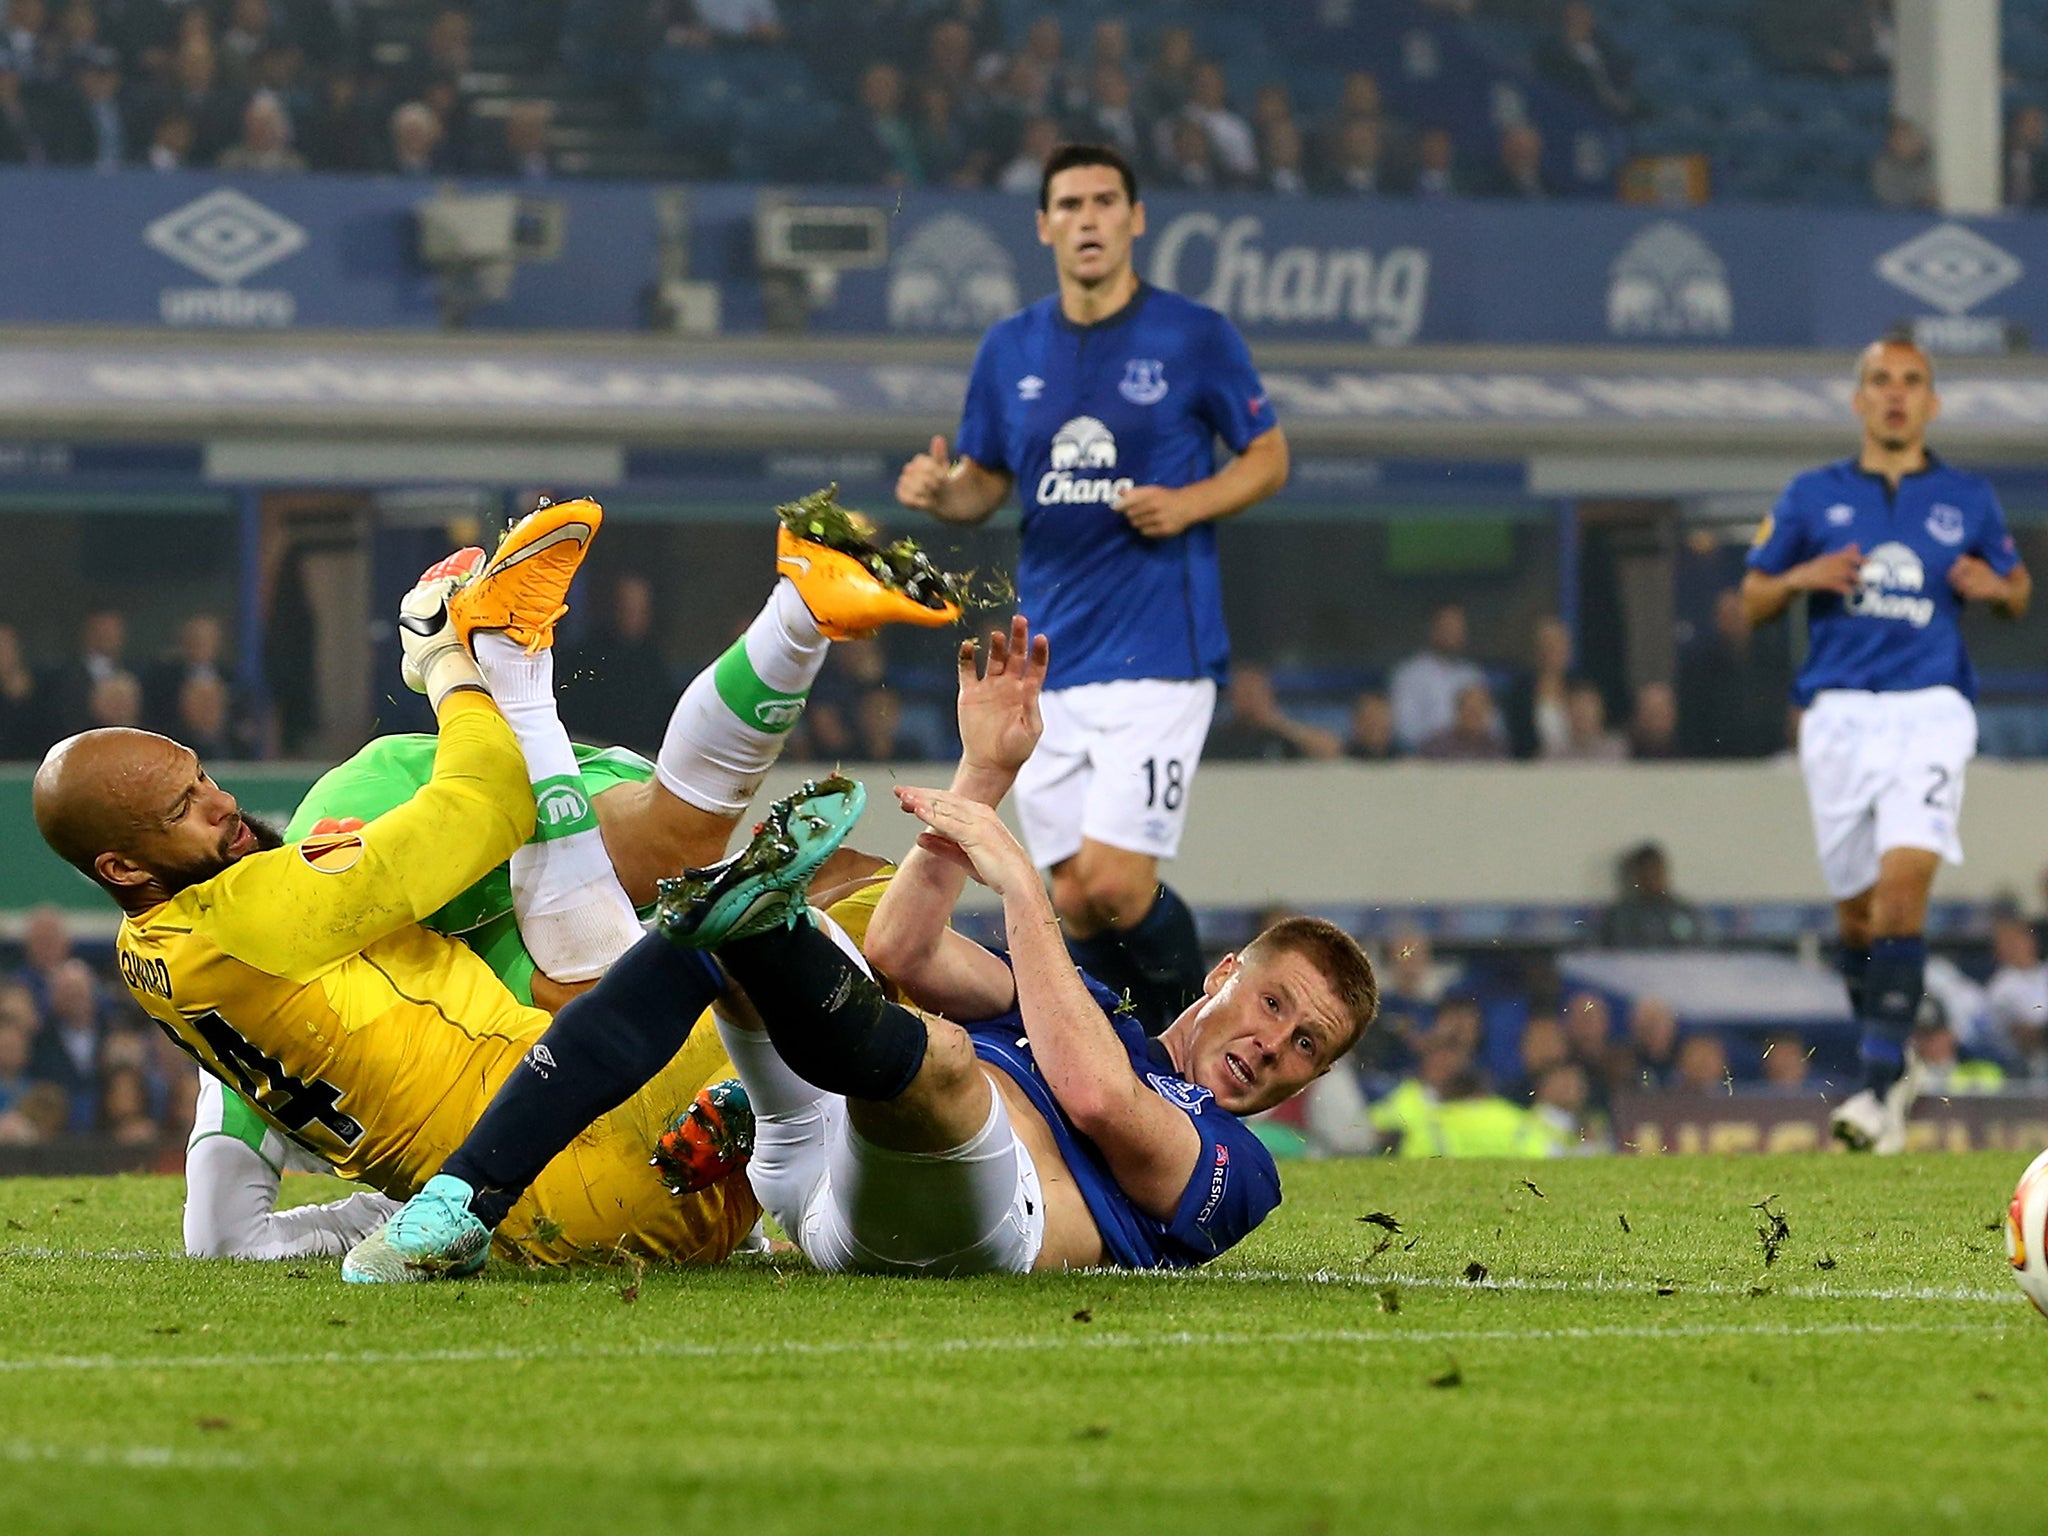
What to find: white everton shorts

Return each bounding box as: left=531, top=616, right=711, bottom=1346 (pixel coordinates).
left=712, top=911, right=1045, bottom=1276
left=1013, top=678, right=1218, bottom=869
left=1798, top=685, right=1976, bottom=900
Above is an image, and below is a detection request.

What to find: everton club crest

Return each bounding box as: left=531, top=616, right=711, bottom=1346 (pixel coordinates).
left=1118, top=358, right=1168, bottom=406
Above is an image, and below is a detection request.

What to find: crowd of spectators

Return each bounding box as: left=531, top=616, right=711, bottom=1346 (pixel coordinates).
left=0, top=0, right=550, bottom=178
left=0, top=0, right=1638, bottom=199
left=1206, top=591, right=1792, bottom=768
left=0, top=0, right=2009, bottom=218
left=0, top=907, right=197, bottom=1149
left=0, top=608, right=265, bottom=762
left=818, top=12, right=1547, bottom=200
left=1290, top=864, right=2048, bottom=1159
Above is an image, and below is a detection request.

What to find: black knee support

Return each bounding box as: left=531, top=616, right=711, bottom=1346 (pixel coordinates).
left=719, top=918, right=928, bottom=1102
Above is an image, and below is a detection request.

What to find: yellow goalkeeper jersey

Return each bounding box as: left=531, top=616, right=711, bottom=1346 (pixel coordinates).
left=116, top=694, right=755, bottom=1267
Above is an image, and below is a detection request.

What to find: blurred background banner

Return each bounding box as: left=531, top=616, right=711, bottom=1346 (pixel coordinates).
left=9, top=169, right=2048, bottom=346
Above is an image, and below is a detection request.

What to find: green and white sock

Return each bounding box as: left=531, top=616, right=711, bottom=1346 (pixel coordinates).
left=657, top=580, right=829, bottom=816
left=474, top=633, right=642, bottom=983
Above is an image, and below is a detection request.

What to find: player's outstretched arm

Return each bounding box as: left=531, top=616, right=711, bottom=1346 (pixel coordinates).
left=184, top=1131, right=400, bottom=1260
left=867, top=618, right=1048, bottom=1019
left=895, top=435, right=1013, bottom=525
left=896, top=786, right=1200, bottom=1220
left=1116, top=425, right=1289, bottom=540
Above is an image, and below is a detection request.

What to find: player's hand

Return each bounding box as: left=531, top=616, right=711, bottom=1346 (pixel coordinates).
left=895, top=435, right=953, bottom=513
left=398, top=549, right=488, bottom=709
left=1115, top=484, right=1198, bottom=539
left=956, top=616, right=1049, bottom=777
left=893, top=784, right=1034, bottom=897
left=1790, top=545, right=1863, bottom=596
left=1948, top=554, right=2007, bottom=603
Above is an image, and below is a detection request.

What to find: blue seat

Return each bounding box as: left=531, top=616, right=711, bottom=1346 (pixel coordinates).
left=729, top=96, right=841, bottom=183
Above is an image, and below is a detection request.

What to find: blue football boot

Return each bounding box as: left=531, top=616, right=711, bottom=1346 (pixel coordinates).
left=341, top=1174, right=493, bottom=1283
left=655, top=774, right=866, bottom=947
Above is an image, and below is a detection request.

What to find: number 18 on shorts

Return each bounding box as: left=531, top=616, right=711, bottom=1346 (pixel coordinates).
left=1012, top=678, right=1218, bottom=869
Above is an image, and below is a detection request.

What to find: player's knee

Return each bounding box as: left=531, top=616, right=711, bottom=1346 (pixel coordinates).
left=1070, top=860, right=1154, bottom=929
left=907, top=1021, right=978, bottom=1101
left=185, top=1226, right=253, bottom=1260
left=1049, top=863, right=1096, bottom=929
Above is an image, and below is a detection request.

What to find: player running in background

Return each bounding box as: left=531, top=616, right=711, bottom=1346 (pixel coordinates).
left=45, top=496, right=952, bottom=1264
left=895, top=142, right=1289, bottom=1033
left=1744, top=337, right=2031, bottom=1152
left=348, top=619, right=1375, bottom=1281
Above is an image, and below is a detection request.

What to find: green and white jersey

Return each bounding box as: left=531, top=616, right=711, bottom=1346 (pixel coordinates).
left=189, top=1070, right=329, bottom=1173
left=285, top=734, right=657, bottom=1005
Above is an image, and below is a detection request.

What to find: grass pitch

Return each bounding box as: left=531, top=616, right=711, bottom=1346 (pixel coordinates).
left=0, top=1154, right=2038, bottom=1536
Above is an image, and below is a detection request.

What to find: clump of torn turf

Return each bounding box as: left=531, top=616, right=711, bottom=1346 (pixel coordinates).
left=776, top=484, right=965, bottom=614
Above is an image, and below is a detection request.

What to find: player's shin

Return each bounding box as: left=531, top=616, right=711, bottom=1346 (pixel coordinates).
left=474, top=632, right=641, bottom=981
left=1066, top=882, right=1205, bottom=1036
left=440, top=933, right=726, bottom=1227
left=718, top=916, right=928, bottom=1101
left=1857, top=934, right=1927, bottom=1093
left=1837, top=942, right=1871, bottom=1017
left=657, top=581, right=828, bottom=815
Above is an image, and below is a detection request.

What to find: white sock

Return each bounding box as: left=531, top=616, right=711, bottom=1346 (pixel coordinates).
left=656, top=579, right=830, bottom=816
left=474, top=632, right=643, bottom=984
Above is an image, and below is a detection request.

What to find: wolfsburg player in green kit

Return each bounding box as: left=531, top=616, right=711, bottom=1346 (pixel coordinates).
left=289, top=735, right=660, bottom=1008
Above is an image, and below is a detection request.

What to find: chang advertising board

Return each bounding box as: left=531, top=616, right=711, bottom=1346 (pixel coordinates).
left=1146, top=210, right=1430, bottom=344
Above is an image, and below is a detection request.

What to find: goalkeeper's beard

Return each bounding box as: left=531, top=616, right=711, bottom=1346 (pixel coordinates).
left=156, top=813, right=286, bottom=897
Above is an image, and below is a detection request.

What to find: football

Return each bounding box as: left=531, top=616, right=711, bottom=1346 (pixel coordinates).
left=2007, top=1148, right=2048, bottom=1319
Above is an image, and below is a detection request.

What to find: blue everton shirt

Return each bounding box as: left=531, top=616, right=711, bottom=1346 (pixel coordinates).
left=954, top=284, right=1278, bottom=691
left=1747, top=455, right=2019, bottom=706
left=963, top=964, right=1281, bottom=1269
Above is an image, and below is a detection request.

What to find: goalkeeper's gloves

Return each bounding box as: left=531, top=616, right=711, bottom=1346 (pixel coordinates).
left=398, top=548, right=488, bottom=710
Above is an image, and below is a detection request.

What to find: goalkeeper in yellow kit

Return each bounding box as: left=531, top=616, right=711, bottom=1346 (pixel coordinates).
left=33, top=494, right=959, bottom=1267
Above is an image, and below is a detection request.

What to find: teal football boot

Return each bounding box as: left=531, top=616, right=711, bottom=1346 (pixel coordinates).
left=341, top=1174, right=492, bottom=1283
left=655, top=774, right=866, bottom=948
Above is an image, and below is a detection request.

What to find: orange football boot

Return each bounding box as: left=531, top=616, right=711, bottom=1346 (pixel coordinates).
left=774, top=485, right=963, bottom=641
left=447, top=497, right=602, bottom=654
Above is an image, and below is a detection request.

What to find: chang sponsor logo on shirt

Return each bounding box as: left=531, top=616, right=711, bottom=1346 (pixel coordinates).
left=1039, top=415, right=1134, bottom=505
left=1147, top=213, right=1429, bottom=343
left=1848, top=541, right=1935, bottom=627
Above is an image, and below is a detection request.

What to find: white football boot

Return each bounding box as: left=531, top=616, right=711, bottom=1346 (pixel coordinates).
left=1830, top=1052, right=1921, bottom=1154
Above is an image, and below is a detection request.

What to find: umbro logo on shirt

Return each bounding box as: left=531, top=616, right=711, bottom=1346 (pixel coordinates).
left=1017, top=375, right=1044, bottom=400
left=526, top=1043, right=556, bottom=1079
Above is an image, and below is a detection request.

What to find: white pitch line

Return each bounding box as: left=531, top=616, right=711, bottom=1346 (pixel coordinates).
left=4, top=1246, right=2026, bottom=1305
left=0, top=1316, right=2010, bottom=1377
left=1175, top=1267, right=2027, bottom=1306
left=0, top=1439, right=254, bottom=1471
